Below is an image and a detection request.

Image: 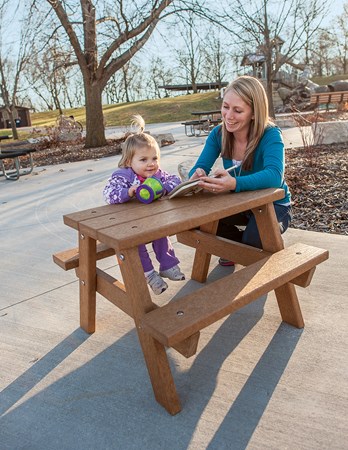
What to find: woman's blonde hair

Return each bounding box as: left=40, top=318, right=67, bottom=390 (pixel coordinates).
left=118, top=115, right=160, bottom=168
left=221, top=75, right=274, bottom=170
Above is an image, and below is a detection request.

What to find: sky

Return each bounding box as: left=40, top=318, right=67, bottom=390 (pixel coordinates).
left=322, top=0, right=345, bottom=25
left=1, top=0, right=346, bottom=108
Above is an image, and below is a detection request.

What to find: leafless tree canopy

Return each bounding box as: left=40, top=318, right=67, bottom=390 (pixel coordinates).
left=0, top=0, right=346, bottom=147
left=213, top=0, right=329, bottom=116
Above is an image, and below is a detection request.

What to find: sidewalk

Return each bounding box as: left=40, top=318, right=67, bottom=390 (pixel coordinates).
left=1, top=123, right=347, bottom=449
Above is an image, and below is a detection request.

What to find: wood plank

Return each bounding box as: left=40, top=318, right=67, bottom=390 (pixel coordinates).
left=140, top=243, right=329, bottom=347
left=118, top=246, right=181, bottom=415
left=252, top=202, right=305, bottom=327
left=78, top=234, right=97, bottom=333
left=63, top=202, right=144, bottom=229
left=177, top=229, right=315, bottom=288
left=53, top=242, right=115, bottom=270
left=177, top=229, right=272, bottom=265
left=94, top=268, right=200, bottom=358
left=92, top=189, right=285, bottom=251
left=95, top=268, right=130, bottom=316
left=291, top=267, right=316, bottom=288
left=190, top=221, right=218, bottom=283
left=77, top=198, right=187, bottom=239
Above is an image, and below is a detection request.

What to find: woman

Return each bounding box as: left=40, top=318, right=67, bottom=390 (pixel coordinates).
left=189, top=75, right=292, bottom=265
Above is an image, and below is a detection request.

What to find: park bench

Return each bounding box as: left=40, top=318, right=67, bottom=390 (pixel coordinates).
left=310, top=91, right=348, bottom=111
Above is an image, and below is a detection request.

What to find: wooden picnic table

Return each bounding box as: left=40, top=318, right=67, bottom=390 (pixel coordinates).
left=54, top=188, right=328, bottom=415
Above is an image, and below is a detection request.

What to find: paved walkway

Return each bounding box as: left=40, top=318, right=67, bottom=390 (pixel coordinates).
left=1, top=123, right=347, bottom=449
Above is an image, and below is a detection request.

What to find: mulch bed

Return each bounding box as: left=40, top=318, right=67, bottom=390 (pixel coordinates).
left=286, top=143, right=347, bottom=235
left=3, top=133, right=347, bottom=236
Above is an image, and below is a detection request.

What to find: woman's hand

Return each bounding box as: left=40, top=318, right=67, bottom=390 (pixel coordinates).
left=189, top=167, right=206, bottom=180
left=198, top=168, right=236, bottom=193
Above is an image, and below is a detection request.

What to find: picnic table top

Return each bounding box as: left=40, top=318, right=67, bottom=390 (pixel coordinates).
left=191, top=110, right=221, bottom=116
left=64, top=188, right=285, bottom=251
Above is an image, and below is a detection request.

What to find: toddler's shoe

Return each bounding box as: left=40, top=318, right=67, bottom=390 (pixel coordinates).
left=145, top=270, right=168, bottom=295
left=160, top=265, right=185, bottom=281
left=218, top=258, right=235, bottom=267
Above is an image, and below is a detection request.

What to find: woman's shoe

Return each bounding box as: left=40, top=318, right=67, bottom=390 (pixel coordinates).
left=218, top=258, right=235, bottom=267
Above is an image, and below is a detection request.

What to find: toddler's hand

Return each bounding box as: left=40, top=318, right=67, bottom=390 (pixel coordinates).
left=128, top=185, right=137, bottom=198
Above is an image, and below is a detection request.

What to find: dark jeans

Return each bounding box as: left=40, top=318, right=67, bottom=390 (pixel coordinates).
left=216, top=203, right=293, bottom=249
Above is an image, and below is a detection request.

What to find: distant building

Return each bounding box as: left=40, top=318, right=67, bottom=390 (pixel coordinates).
left=0, top=106, right=32, bottom=129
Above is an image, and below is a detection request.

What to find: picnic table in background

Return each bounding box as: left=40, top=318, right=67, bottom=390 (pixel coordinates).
left=0, top=137, right=37, bottom=181
left=182, top=109, right=222, bottom=137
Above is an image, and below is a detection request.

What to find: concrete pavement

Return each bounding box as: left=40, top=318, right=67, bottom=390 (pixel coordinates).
left=1, top=123, right=347, bottom=449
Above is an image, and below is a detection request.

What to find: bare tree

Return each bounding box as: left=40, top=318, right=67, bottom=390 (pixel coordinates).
left=334, top=3, right=348, bottom=74
left=105, top=60, right=143, bottom=104
left=0, top=1, right=34, bottom=139
left=174, top=12, right=205, bottom=93
left=309, top=29, right=336, bottom=76
left=42, top=0, right=194, bottom=148
left=216, top=0, right=328, bottom=117
left=27, top=39, right=70, bottom=112
left=308, top=4, right=348, bottom=76
left=145, top=57, right=173, bottom=99
left=201, top=33, right=229, bottom=86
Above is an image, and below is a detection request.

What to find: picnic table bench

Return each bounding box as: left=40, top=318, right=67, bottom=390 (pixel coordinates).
left=53, top=188, right=328, bottom=415
left=310, top=90, right=348, bottom=111
left=182, top=110, right=222, bottom=136
left=0, top=139, right=37, bottom=180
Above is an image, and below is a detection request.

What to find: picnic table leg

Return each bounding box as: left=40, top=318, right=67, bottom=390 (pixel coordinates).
left=252, top=203, right=305, bottom=328
left=118, top=246, right=181, bottom=415
left=191, top=220, right=219, bottom=283
left=78, top=233, right=97, bottom=333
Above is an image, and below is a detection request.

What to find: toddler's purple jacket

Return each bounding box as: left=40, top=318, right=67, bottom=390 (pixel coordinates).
left=103, top=167, right=181, bottom=204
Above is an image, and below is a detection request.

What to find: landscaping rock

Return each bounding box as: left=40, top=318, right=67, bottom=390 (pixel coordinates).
left=312, top=120, right=348, bottom=145
left=152, top=133, right=175, bottom=147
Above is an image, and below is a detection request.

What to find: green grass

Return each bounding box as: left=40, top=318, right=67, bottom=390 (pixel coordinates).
left=3, top=91, right=222, bottom=140
left=28, top=91, right=222, bottom=129
left=311, top=73, right=348, bottom=85
left=27, top=75, right=348, bottom=129
left=2, top=74, right=347, bottom=141
left=0, top=91, right=220, bottom=140
left=101, top=92, right=223, bottom=126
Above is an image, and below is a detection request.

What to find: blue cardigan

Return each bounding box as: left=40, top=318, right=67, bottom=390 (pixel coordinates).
left=189, top=125, right=291, bottom=205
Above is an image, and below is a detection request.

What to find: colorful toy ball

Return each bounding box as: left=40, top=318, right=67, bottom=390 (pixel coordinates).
left=136, top=177, right=165, bottom=204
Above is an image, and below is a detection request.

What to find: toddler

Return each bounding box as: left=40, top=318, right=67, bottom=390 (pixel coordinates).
left=103, top=115, right=185, bottom=295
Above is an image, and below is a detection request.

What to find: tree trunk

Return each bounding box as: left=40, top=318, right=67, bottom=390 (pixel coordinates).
left=265, top=59, right=275, bottom=119
left=9, top=110, right=19, bottom=140
left=84, top=82, right=106, bottom=148
left=267, top=77, right=275, bottom=119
